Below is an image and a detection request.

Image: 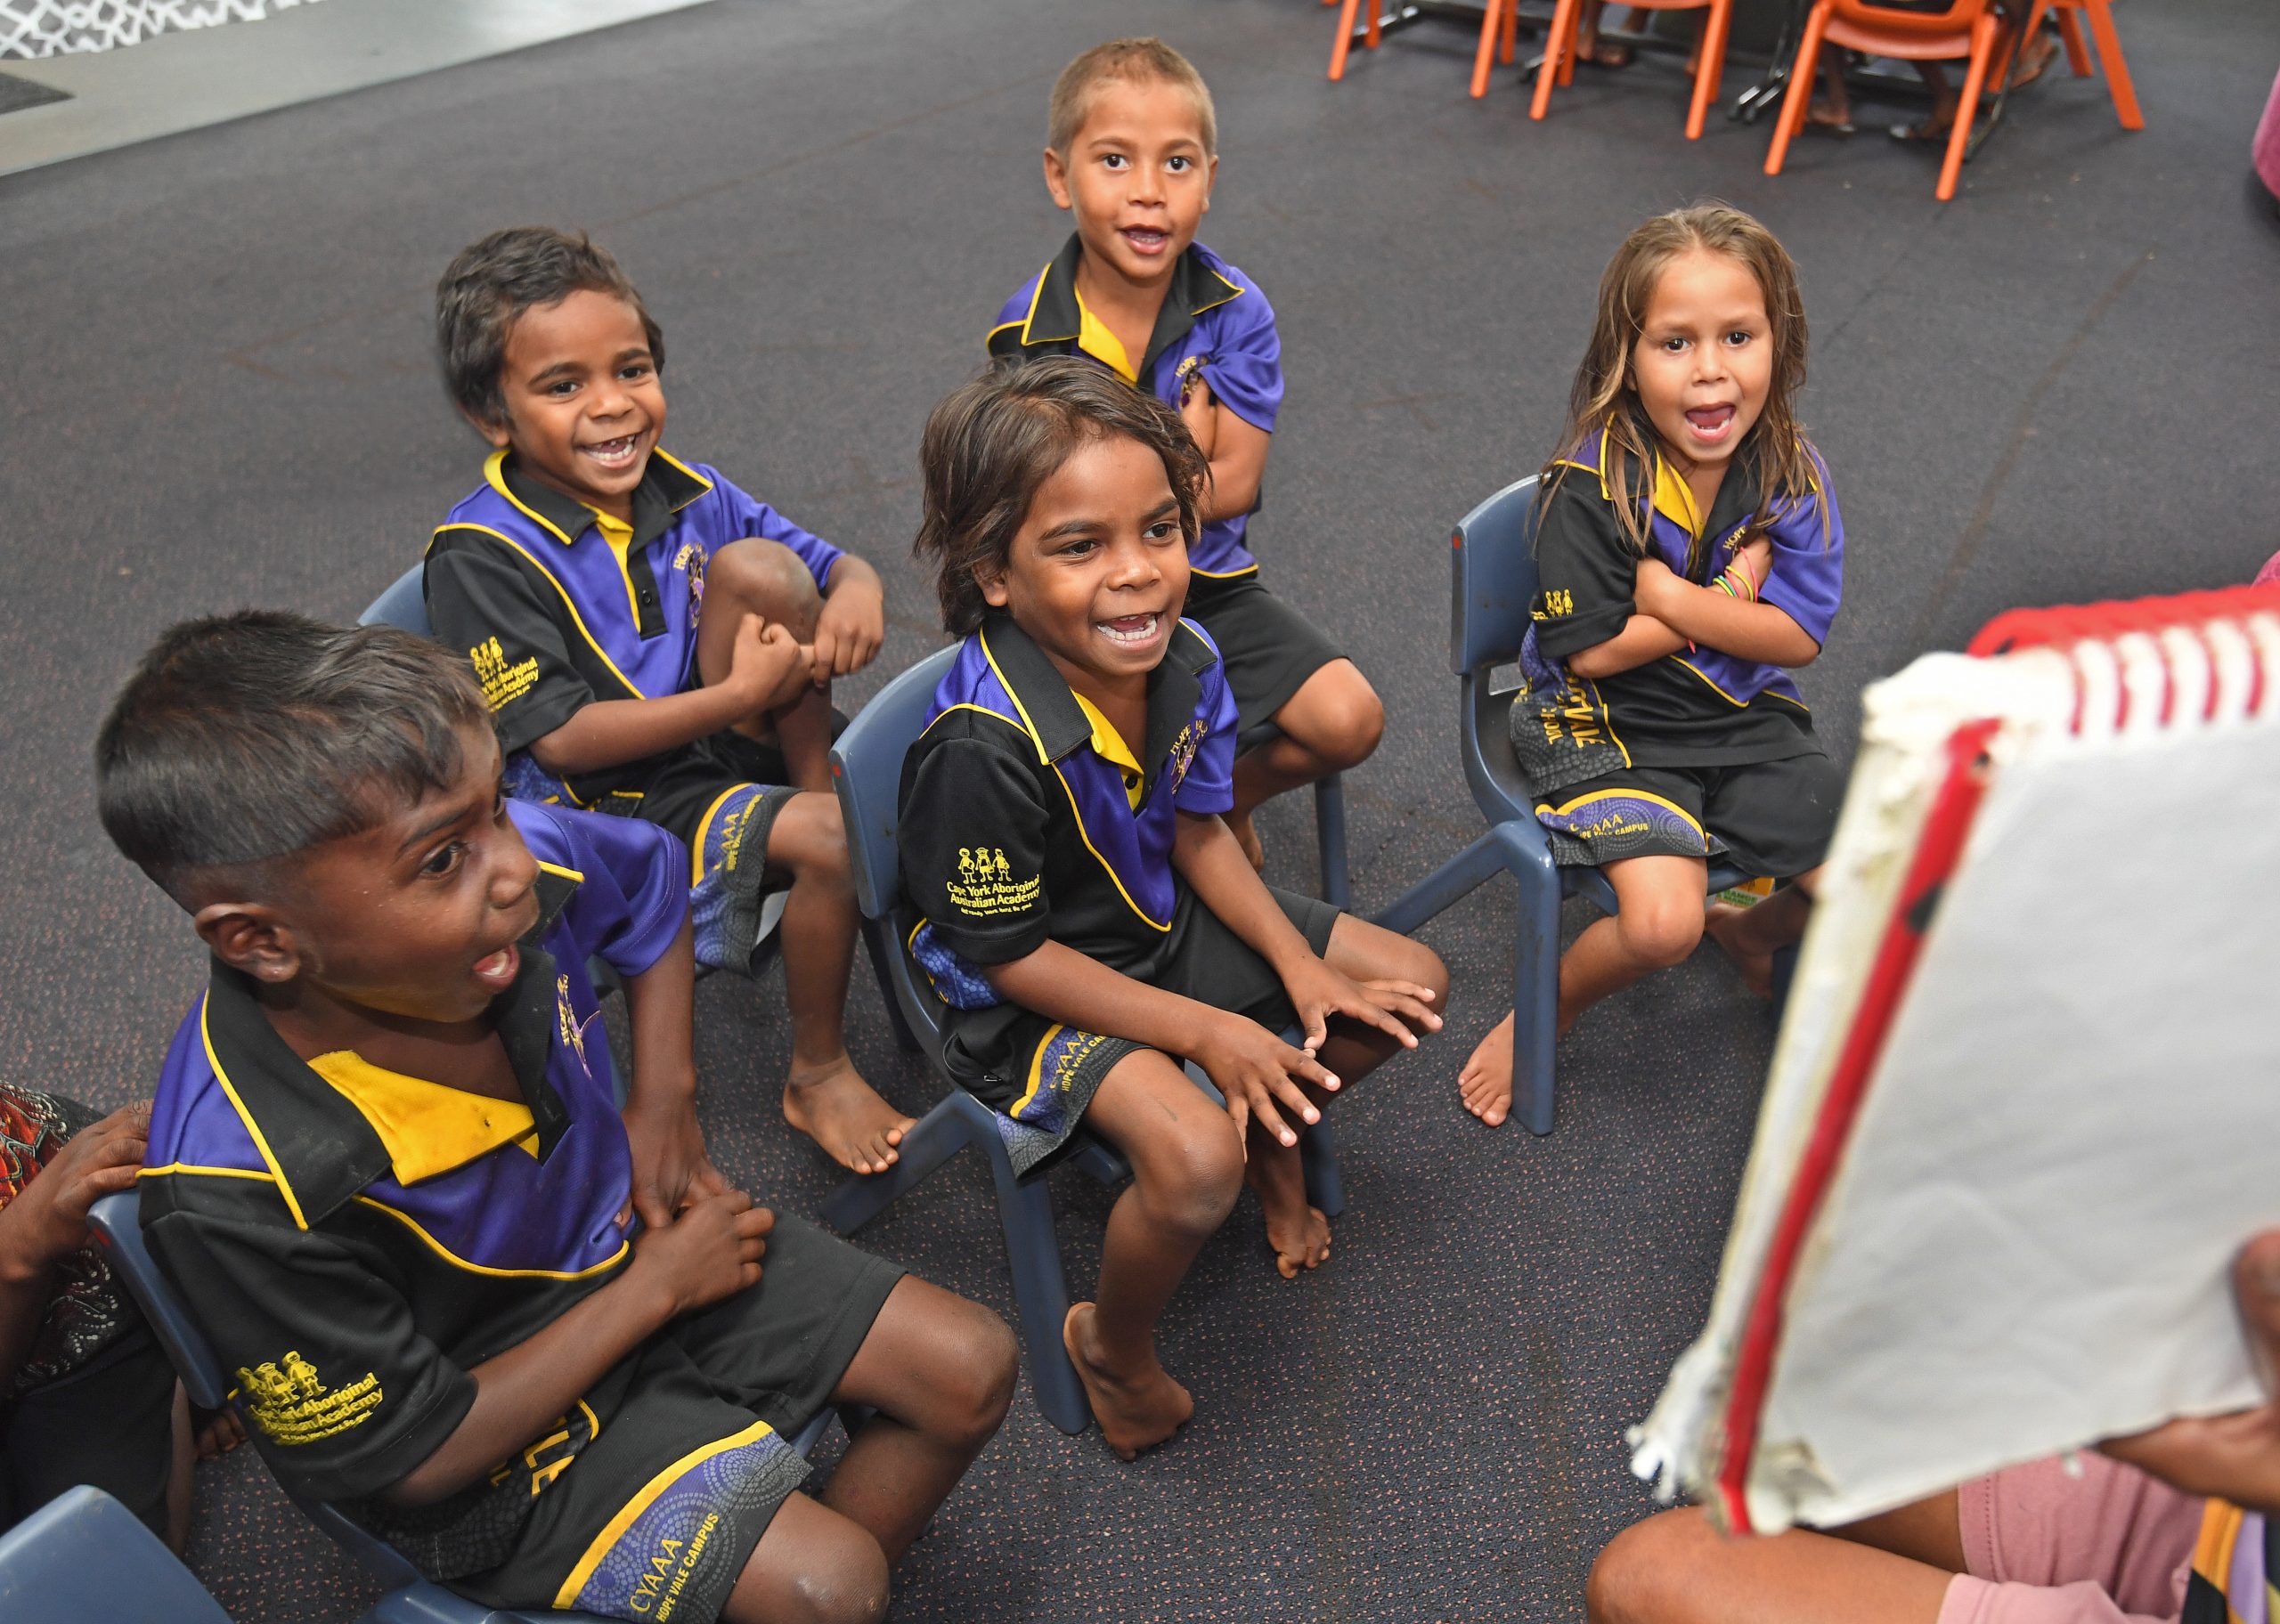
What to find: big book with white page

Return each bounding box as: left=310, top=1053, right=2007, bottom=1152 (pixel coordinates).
left=1630, top=585, right=2280, bottom=1537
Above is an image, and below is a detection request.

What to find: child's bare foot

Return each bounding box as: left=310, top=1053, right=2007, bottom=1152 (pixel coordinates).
left=1224, top=808, right=1266, bottom=873
left=1705, top=902, right=1776, bottom=999
left=783, top=1056, right=914, bottom=1175
left=1457, top=1011, right=1515, bottom=1127
left=1246, top=1156, right=1331, bottom=1278
left=1063, top=1303, right=1193, bottom=1459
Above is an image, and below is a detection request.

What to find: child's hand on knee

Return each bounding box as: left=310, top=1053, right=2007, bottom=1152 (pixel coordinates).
left=1278, top=958, right=1443, bottom=1056
left=811, top=577, right=884, bottom=686
left=725, top=613, right=813, bottom=713
left=631, top=1188, right=775, bottom=1316
left=1192, top=1014, right=1331, bottom=1149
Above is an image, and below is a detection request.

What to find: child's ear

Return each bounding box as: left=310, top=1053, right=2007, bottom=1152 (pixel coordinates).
left=462, top=404, right=515, bottom=451
left=976, top=560, right=1011, bottom=610
left=1042, top=147, right=1073, bottom=212
left=193, top=902, right=305, bottom=986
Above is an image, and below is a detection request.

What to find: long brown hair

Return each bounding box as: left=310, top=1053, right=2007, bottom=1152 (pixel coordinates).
left=1543, top=203, right=1819, bottom=556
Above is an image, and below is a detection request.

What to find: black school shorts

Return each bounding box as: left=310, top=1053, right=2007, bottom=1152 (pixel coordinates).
left=1182, top=572, right=1346, bottom=738
left=940, top=885, right=1342, bottom=1175
left=1530, top=752, right=1844, bottom=878
left=447, top=1216, right=902, bottom=1624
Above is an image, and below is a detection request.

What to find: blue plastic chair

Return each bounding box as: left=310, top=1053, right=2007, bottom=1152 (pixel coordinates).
left=816, top=647, right=1343, bottom=1435
left=1370, top=476, right=1755, bottom=1136
left=87, top=1190, right=833, bottom=1624
left=0, top=1485, right=232, bottom=1622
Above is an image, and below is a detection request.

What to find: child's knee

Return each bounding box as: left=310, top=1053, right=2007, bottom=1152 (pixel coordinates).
left=1616, top=891, right=1705, bottom=970
left=773, top=791, right=851, bottom=881
left=929, top=1299, right=1019, bottom=1449
left=789, top=1538, right=890, bottom=1624
left=712, top=539, right=823, bottom=637
left=1297, top=666, right=1384, bottom=770
left=1584, top=1509, right=1705, bottom=1624
left=1133, top=1106, right=1244, bottom=1238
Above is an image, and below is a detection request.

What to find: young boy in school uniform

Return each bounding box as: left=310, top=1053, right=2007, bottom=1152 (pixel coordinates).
left=98, top=613, right=1014, bottom=1624
left=901, top=359, right=1445, bottom=1458
left=986, top=37, right=1384, bottom=873
left=424, top=225, right=913, bottom=1178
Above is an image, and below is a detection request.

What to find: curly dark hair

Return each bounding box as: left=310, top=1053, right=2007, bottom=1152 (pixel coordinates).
left=435, top=225, right=664, bottom=429
left=915, top=357, right=1209, bottom=636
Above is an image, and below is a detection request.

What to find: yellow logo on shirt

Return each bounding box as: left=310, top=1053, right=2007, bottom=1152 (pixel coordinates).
left=470, top=636, right=541, bottom=710
left=1166, top=721, right=1203, bottom=789
left=1539, top=589, right=1575, bottom=619
left=236, top=1352, right=383, bottom=1445
left=949, top=846, right=1040, bottom=917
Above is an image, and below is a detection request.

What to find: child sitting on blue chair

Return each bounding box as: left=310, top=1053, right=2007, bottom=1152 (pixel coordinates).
left=422, top=226, right=913, bottom=1178
left=97, top=612, right=1014, bottom=1624
left=898, top=357, right=1445, bottom=1459
left=1459, top=204, right=1846, bottom=1130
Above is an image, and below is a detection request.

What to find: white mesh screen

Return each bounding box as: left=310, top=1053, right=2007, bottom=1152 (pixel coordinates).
left=3, top=0, right=326, bottom=61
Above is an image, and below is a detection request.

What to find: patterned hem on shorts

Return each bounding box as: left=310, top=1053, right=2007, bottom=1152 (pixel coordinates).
left=994, top=1027, right=1144, bottom=1178
left=560, top=1417, right=810, bottom=1624
left=1533, top=788, right=1728, bottom=868
left=690, top=784, right=799, bottom=976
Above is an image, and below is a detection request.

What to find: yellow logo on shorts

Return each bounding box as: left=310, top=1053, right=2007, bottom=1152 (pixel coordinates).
left=236, top=1352, right=382, bottom=1446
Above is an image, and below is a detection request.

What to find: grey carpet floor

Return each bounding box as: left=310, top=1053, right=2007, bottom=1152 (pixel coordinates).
left=3, top=0, right=2276, bottom=1618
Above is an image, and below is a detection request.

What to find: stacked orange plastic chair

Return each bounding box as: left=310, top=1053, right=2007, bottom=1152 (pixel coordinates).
left=1764, top=0, right=2010, bottom=201
left=2019, top=0, right=2144, bottom=129
left=1328, top=0, right=1522, bottom=85
left=1526, top=0, right=1737, bottom=138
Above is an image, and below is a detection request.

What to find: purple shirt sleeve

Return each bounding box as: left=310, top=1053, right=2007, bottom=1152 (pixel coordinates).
left=1201, top=285, right=1282, bottom=436
left=1173, top=640, right=1241, bottom=816
left=516, top=803, right=690, bottom=978
left=1755, top=450, right=1844, bottom=650
left=700, top=469, right=847, bottom=592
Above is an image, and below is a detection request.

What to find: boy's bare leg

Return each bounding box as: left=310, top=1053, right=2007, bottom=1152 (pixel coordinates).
left=1587, top=1498, right=1962, bottom=1624
left=1706, top=866, right=1820, bottom=999
left=767, top=792, right=915, bottom=1175
left=1248, top=915, right=1445, bottom=1278
left=722, top=1492, right=889, bottom=1624
left=824, top=1277, right=1016, bottom=1561
left=1226, top=659, right=1383, bottom=872
left=697, top=539, right=834, bottom=792
left=1065, top=1050, right=1244, bottom=1458
left=1458, top=854, right=1706, bottom=1127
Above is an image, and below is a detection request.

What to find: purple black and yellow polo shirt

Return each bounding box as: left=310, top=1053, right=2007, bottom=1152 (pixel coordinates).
left=1513, top=422, right=1846, bottom=797
left=423, top=449, right=843, bottom=809
left=988, top=236, right=1282, bottom=580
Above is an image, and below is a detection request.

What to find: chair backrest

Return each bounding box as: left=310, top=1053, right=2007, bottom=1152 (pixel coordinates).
left=1449, top=475, right=1543, bottom=676
left=0, top=1486, right=232, bottom=1623
left=827, top=646, right=958, bottom=923
left=360, top=563, right=431, bottom=637
left=1828, top=0, right=1988, bottom=37
left=86, top=1191, right=427, bottom=1591
left=87, top=1190, right=229, bottom=1411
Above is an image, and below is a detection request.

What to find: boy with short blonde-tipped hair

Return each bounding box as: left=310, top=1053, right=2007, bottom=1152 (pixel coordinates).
left=987, top=38, right=1385, bottom=874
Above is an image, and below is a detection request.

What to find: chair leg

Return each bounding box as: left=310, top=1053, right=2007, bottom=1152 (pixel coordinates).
left=1685, top=0, right=1731, bottom=140
left=1502, top=823, right=1565, bottom=1138
left=859, top=917, right=923, bottom=1054
left=1532, top=0, right=1578, bottom=118
left=1329, top=0, right=1364, bottom=81
left=974, top=1123, right=1090, bottom=1434
left=1370, top=827, right=1513, bottom=938
left=1300, top=1119, right=1346, bottom=1219
left=1937, top=16, right=1999, bottom=200
left=2080, top=0, right=2143, bottom=129
left=1501, top=0, right=1519, bottom=64
left=2056, top=5, right=2093, bottom=76
left=818, top=1092, right=973, bottom=1235
left=1315, top=772, right=1350, bottom=913
left=1470, top=0, right=1507, bottom=99
left=1764, top=3, right=1830, bottom=176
